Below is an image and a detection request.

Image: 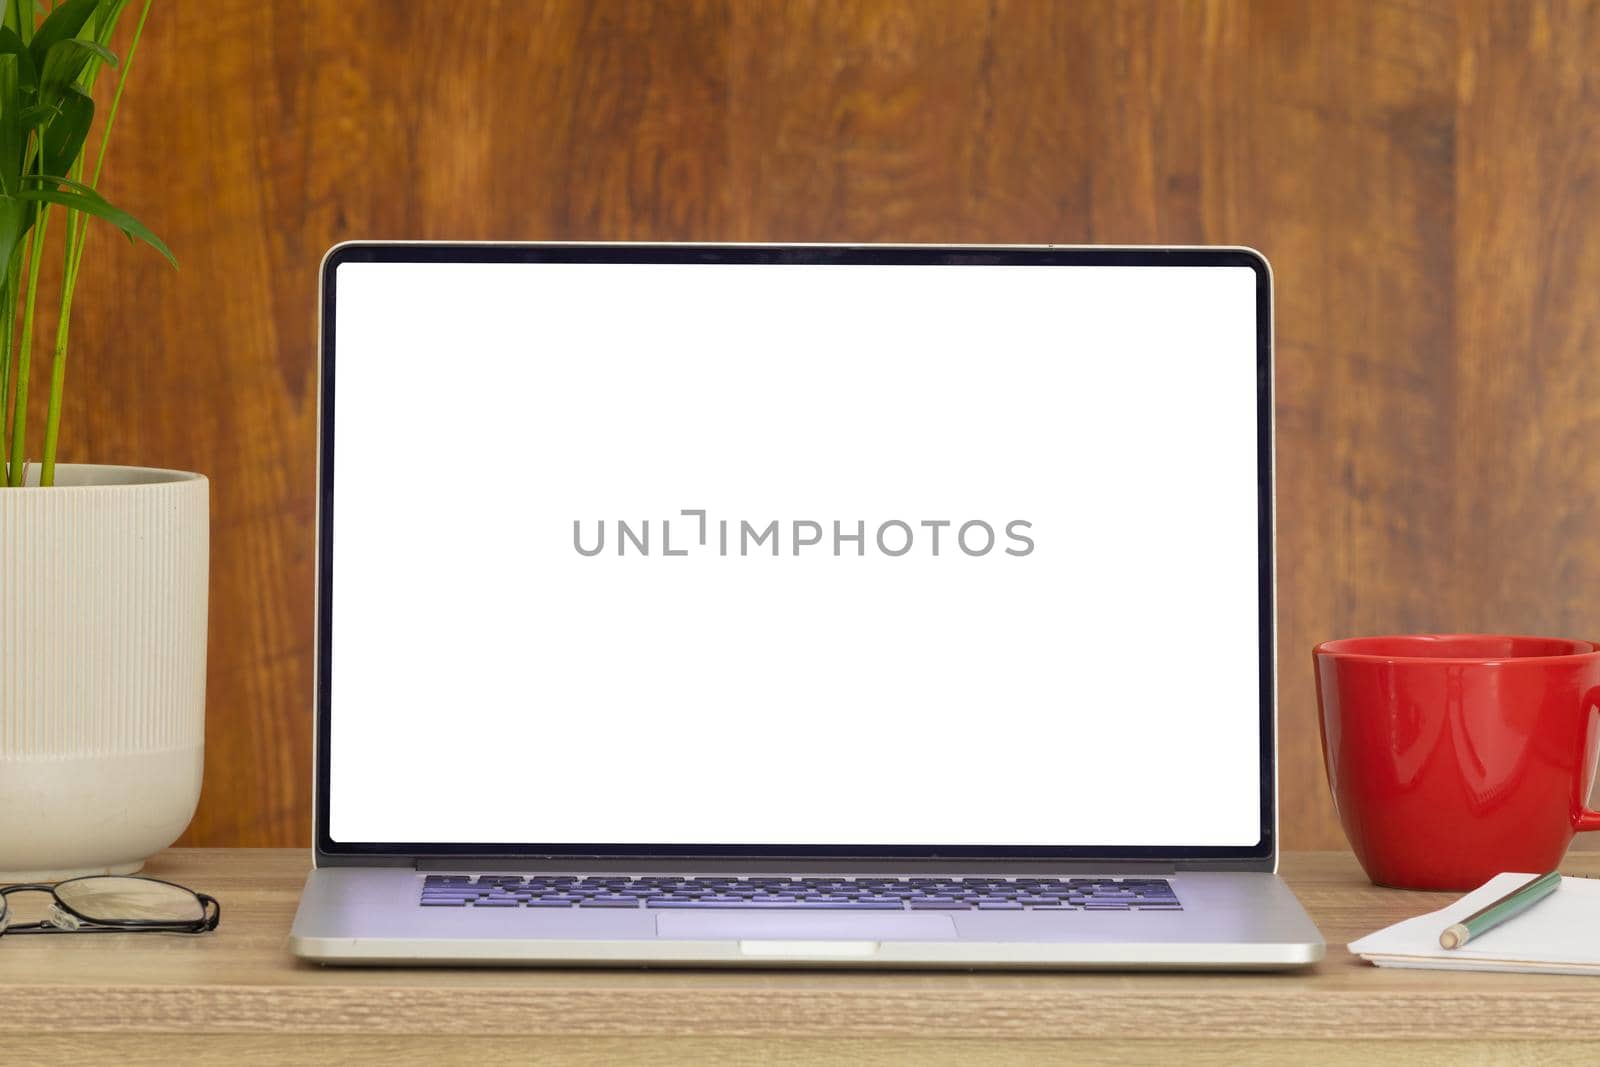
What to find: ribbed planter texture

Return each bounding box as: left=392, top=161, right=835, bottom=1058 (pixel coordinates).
left=0, top=464, right=208, bottom=880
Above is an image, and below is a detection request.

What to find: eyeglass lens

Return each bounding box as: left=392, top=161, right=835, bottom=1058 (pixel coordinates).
left=52, top=877, right=205, bottom=924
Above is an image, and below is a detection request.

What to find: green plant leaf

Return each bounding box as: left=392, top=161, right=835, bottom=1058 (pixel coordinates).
left=4, top=0, right=33, bottom=45
left=0, top=199, right=24, bottom=282
left=56, top=36, right=112, bottom=67
left=19, top=100, right=59, bottom=127
left=23, top=169, right=100, bottom=196
left=13, top=178, right=174, bottom=266
left=28, top=0, right=97, bottom=71
left=0, top=52, right=17, bottom=196
left=89, top=0, right=130, bottom=47
left=42, top=84, right=90, bottom=177
left=38, top=35, right=110, bottom=103
left=0, top=25, right=37, bottom=89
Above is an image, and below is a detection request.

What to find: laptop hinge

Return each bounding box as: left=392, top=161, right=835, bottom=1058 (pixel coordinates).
left=414, top=856, right=1185, bottom=874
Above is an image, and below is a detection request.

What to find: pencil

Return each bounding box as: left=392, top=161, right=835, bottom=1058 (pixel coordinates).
left=1439, top=870, right=1561, bottom=950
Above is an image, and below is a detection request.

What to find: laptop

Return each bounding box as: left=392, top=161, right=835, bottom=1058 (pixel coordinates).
left=289, top=242, right=1324, bottom=968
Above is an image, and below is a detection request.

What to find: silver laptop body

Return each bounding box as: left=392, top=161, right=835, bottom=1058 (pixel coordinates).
left=290, top=243, right=1324, bottom=968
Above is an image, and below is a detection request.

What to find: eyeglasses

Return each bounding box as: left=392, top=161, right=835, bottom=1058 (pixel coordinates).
left=0, top=875, right=220, bottom=937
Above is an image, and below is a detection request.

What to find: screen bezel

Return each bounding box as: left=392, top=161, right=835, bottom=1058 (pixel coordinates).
left=314, top=243, right=1275, bottom=866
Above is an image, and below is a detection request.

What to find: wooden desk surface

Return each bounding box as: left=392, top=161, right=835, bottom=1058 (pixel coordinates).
left=3, top=850, right=1598, bottom=1065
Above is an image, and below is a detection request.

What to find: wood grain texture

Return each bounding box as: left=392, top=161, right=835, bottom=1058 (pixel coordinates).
left=17, top=1, right=1600, bottom=847
left=9, top=1038, right=1600, bottom=1067
left=3, top=849, right=1600, bottom=1064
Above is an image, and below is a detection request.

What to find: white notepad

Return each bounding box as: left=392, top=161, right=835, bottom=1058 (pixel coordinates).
left=1350, top=872, right=1600, bottom=976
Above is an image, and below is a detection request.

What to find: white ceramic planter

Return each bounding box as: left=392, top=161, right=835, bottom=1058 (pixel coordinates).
left=0, top=464, right=208, bottom=880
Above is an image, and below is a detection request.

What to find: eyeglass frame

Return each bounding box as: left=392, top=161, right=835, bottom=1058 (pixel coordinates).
left=0, top=875, right=221, bottom=936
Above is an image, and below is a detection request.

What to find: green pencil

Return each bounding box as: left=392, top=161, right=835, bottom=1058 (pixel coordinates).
left=1439, top=870, right=1562, bottom=950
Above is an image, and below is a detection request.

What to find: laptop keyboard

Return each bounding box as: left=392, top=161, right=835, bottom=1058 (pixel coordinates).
left=419, top=875, right=1182, bottom=911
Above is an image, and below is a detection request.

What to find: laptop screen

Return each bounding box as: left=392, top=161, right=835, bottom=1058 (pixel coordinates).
left=322, top=248, right=1268, bottom=855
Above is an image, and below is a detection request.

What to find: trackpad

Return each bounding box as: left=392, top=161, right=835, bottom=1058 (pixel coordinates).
left=656, top=912, right=958, bottom=941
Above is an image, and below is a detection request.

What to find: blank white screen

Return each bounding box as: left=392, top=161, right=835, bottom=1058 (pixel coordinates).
left=328, top=258, right=1263, bottom=847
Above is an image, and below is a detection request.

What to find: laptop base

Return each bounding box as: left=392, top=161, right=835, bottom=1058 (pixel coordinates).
left=290, top=867, right=1324, bottom=969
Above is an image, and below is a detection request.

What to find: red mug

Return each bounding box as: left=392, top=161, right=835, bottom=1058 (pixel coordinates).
left=1314, top=634, right=1600, bottom=890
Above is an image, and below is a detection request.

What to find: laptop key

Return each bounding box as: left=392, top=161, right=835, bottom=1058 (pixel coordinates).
left=646, top=900, right=905, bottom=910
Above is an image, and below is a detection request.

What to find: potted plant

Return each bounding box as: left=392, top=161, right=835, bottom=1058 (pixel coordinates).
left=0, top=0, right=201, bottom=880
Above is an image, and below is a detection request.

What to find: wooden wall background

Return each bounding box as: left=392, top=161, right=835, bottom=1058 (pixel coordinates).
left=29, top=0, right=1600, bottom=849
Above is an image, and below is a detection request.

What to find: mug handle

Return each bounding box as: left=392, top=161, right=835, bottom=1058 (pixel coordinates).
left=1576, top=690, right=1600, bottom=832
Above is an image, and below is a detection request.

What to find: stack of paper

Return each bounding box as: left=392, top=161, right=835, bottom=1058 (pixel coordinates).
left=1350, top=872, right=1600, bottom=976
